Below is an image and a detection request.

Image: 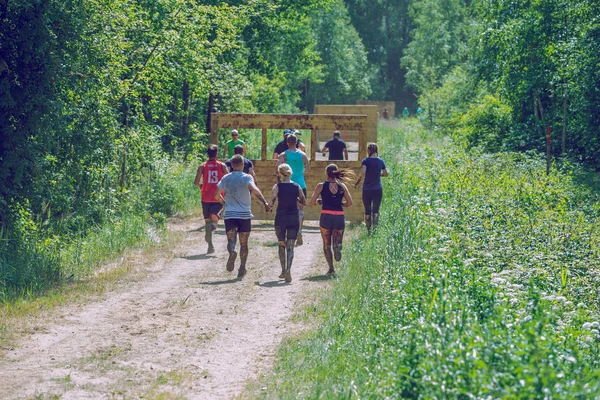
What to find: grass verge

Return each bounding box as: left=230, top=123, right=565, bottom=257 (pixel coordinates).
left=256, top=119, right=600, bottom=398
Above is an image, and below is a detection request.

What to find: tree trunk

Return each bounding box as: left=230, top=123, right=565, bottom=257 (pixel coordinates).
left=562, top=80, right=567, bottom=155
left=181, top=80, right=190, bottom=140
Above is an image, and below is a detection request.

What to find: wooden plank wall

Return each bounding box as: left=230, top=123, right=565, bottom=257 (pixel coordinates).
left=210, top=113, right=369, bottom=222
left=356, top=100, right=396, bottom=120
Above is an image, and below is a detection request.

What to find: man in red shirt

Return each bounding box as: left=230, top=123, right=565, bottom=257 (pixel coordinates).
left=194, top=144, right=229, bottom=254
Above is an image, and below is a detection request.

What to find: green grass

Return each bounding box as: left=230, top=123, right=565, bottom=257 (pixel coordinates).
left=257, top=120, right=600, bottom=398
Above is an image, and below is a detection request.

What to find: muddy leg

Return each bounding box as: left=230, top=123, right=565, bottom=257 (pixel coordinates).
left=238, top=231, right=250, bottom=278
left=373, top=213, right=379, bottom=229
left=284, top=239, right=295, bottom=283
left=277, top=241, right=286, bottom=278
left=320, top=227, right=334, bottom=274
left=225, top=228, right=238, bottom=272
left=332, top=229, right=344, bottom=262
left=365, top=214, right=372, bottom=233
left=205, top=220, right=214, bottom=253
left=296, top=207, right=304, bottom=246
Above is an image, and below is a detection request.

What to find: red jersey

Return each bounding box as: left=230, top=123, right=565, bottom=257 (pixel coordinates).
left=201, top=160, right=225, bottom=203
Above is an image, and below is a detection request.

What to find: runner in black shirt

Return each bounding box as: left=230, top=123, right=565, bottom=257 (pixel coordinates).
left=309, top=164, right=355, bottom=275
left=226, top=145, right=257, bottom=182
left=268, top=164, right=306, bottom=282
left=272, top=129, right=306, bottom=159
left=321, top=131, right=348, bottom=160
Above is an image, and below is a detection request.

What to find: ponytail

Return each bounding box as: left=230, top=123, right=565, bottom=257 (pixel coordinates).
left=326, top=164, right=356, bottom=185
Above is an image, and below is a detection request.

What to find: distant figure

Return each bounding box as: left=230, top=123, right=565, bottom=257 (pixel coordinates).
left=382, top=108, right=389, bottom=119
left=226, top=145, right=257, bottom=183
left=416, top=107, right=423, bottom=116
left=194, top=144, right=228, bottom=254
left=223, top=129, right=247, bottom=159
left=322, top=131, right=348, bottom=161
left=272, top=129, right=306, bottom=159
left=403, top=107, right=409, bottom=118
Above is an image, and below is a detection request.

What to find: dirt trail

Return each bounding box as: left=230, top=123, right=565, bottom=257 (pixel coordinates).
left=0, top=216, right=330, bottom=399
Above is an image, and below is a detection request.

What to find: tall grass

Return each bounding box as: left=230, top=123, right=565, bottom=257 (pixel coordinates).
left=260, top=120, right=600, bottom=398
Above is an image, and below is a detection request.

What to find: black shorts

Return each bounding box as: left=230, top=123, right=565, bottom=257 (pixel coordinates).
left=274, top=213, right=300, bottom=241
left=224, top=218, right=252, bottom=233
left=202, top=202, right=223, bottom=220
left=319, top=213, right=345, bottom=230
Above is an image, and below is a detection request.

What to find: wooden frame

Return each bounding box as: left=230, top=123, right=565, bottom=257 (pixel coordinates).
left=210, top=113, right=369, bottom=221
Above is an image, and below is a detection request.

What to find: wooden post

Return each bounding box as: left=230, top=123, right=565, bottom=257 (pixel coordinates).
left=546, top=126, right=552, bottom=175
left=261, top=128, right=267, bottom=160
left=210, top=113, right=218, bottom=145
left=310, top=128, right=317, bottom=161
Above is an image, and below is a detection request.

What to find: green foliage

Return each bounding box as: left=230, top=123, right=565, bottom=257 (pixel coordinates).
left=456, top=94, right=513, bottom=152
left=261, top=120, right=600, bottom=398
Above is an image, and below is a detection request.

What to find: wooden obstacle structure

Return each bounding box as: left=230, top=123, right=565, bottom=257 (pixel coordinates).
left=210, top=113, right=372, bottom=222
left=356, top=100, right=395, bottom=119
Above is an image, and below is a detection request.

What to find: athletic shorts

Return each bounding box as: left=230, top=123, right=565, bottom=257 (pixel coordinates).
left=362, top=189, right=383, bottom=215
left=319, top=213, right=345, bottom=230
left=202, top=201, right=223, bottom=220
left=224, top=218, right=252, bottom=233
left=274, top=213, right=300, bottom=241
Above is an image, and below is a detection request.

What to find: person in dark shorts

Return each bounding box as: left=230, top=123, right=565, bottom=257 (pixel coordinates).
left=272, top=129, right=306, bottom=159
left=277, top=134, right=310, bottom=246
left=321, top=131, right=348, bottom=160
left=355, top=143, right=389, bottom=233
left=215, top=155, right=270, bottom=278
left=309, top=164, right=354, bottom=275
left=194, top=144, right=228, bottom=254
left=267, top=163, right=306, bottom=283
left=226, top=144, right=257, bottom=183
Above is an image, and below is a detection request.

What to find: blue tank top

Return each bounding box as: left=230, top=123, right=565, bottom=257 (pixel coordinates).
left=285, top=150, right=306, bottom=189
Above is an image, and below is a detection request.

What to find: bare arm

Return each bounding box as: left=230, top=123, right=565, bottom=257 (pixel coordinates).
left=381, top=168, right=389, bottom=177
left=343, top=147, right=349, bottom=160
left=222, top=144, right=227, bottom=160
left=341, top=183, right=353, bottom=207
left=321, top=146, right=328, bottom=157
left=309, top=183, right=323, bottom=206
left=221, top=162, right=229, bottom=174
left=194, top=165, right=204, bottom=188
left=355, top=165, right=367, bottom=188
left=272, top=152, right=279, bottom=160
left=249, top=167, right=257, bottom=183
left=249, top=181, right=270, bottom=212
left=302, top=152, right=310, bottom=173
left=215, top=187, right=225, bottom=204
left=298, top=186, right=307, bottom=206
left=298, top=142, right=306, bottom=152
left=268, top=184, right=278, bottom=208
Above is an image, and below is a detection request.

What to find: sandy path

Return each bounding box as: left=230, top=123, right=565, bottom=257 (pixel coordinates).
left=0, top=216, right=330, bottom=399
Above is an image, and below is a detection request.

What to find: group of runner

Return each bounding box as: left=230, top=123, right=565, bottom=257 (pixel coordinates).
left=194, top=129, right=388, bottom=282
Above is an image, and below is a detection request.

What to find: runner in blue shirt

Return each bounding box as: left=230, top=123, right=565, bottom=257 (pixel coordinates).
left=354, top=143, right=389, bottom=233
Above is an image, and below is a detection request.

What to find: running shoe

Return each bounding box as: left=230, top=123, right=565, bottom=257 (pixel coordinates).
left=326, top=268, right=335, bottom=276
left=279, top=270, right=286, bottom=279
left=207, top=245, right=215, bottom=254
left=284, top=271, right=292, bottom=283
left=226, top=252, right=237, bottom=272
left=237, top=266, right=247, bottom=278
left=334, top=247, right=342, bottom=262
left=296, top=233, right=303, bottom=246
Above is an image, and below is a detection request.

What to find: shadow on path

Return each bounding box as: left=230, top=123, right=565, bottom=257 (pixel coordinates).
left=255, top=280, right=291, bottom=288
left=199, top=278, right=240, bottom=285
left=301, top=274, right=335, bottom=282
left=180, top=254, right=217, bottom=261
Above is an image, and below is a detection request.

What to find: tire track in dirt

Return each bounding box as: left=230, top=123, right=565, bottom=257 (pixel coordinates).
left=0, top=216, right=330, bottom=399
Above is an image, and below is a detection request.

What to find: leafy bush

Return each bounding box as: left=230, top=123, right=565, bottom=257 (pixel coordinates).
left=455, top=94, right=513, bottom=152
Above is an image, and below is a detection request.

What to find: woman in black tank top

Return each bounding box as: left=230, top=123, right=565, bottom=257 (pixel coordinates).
left=268, top=164, right=306, bottom=283
left=309, top=164, right=355, bottom=275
